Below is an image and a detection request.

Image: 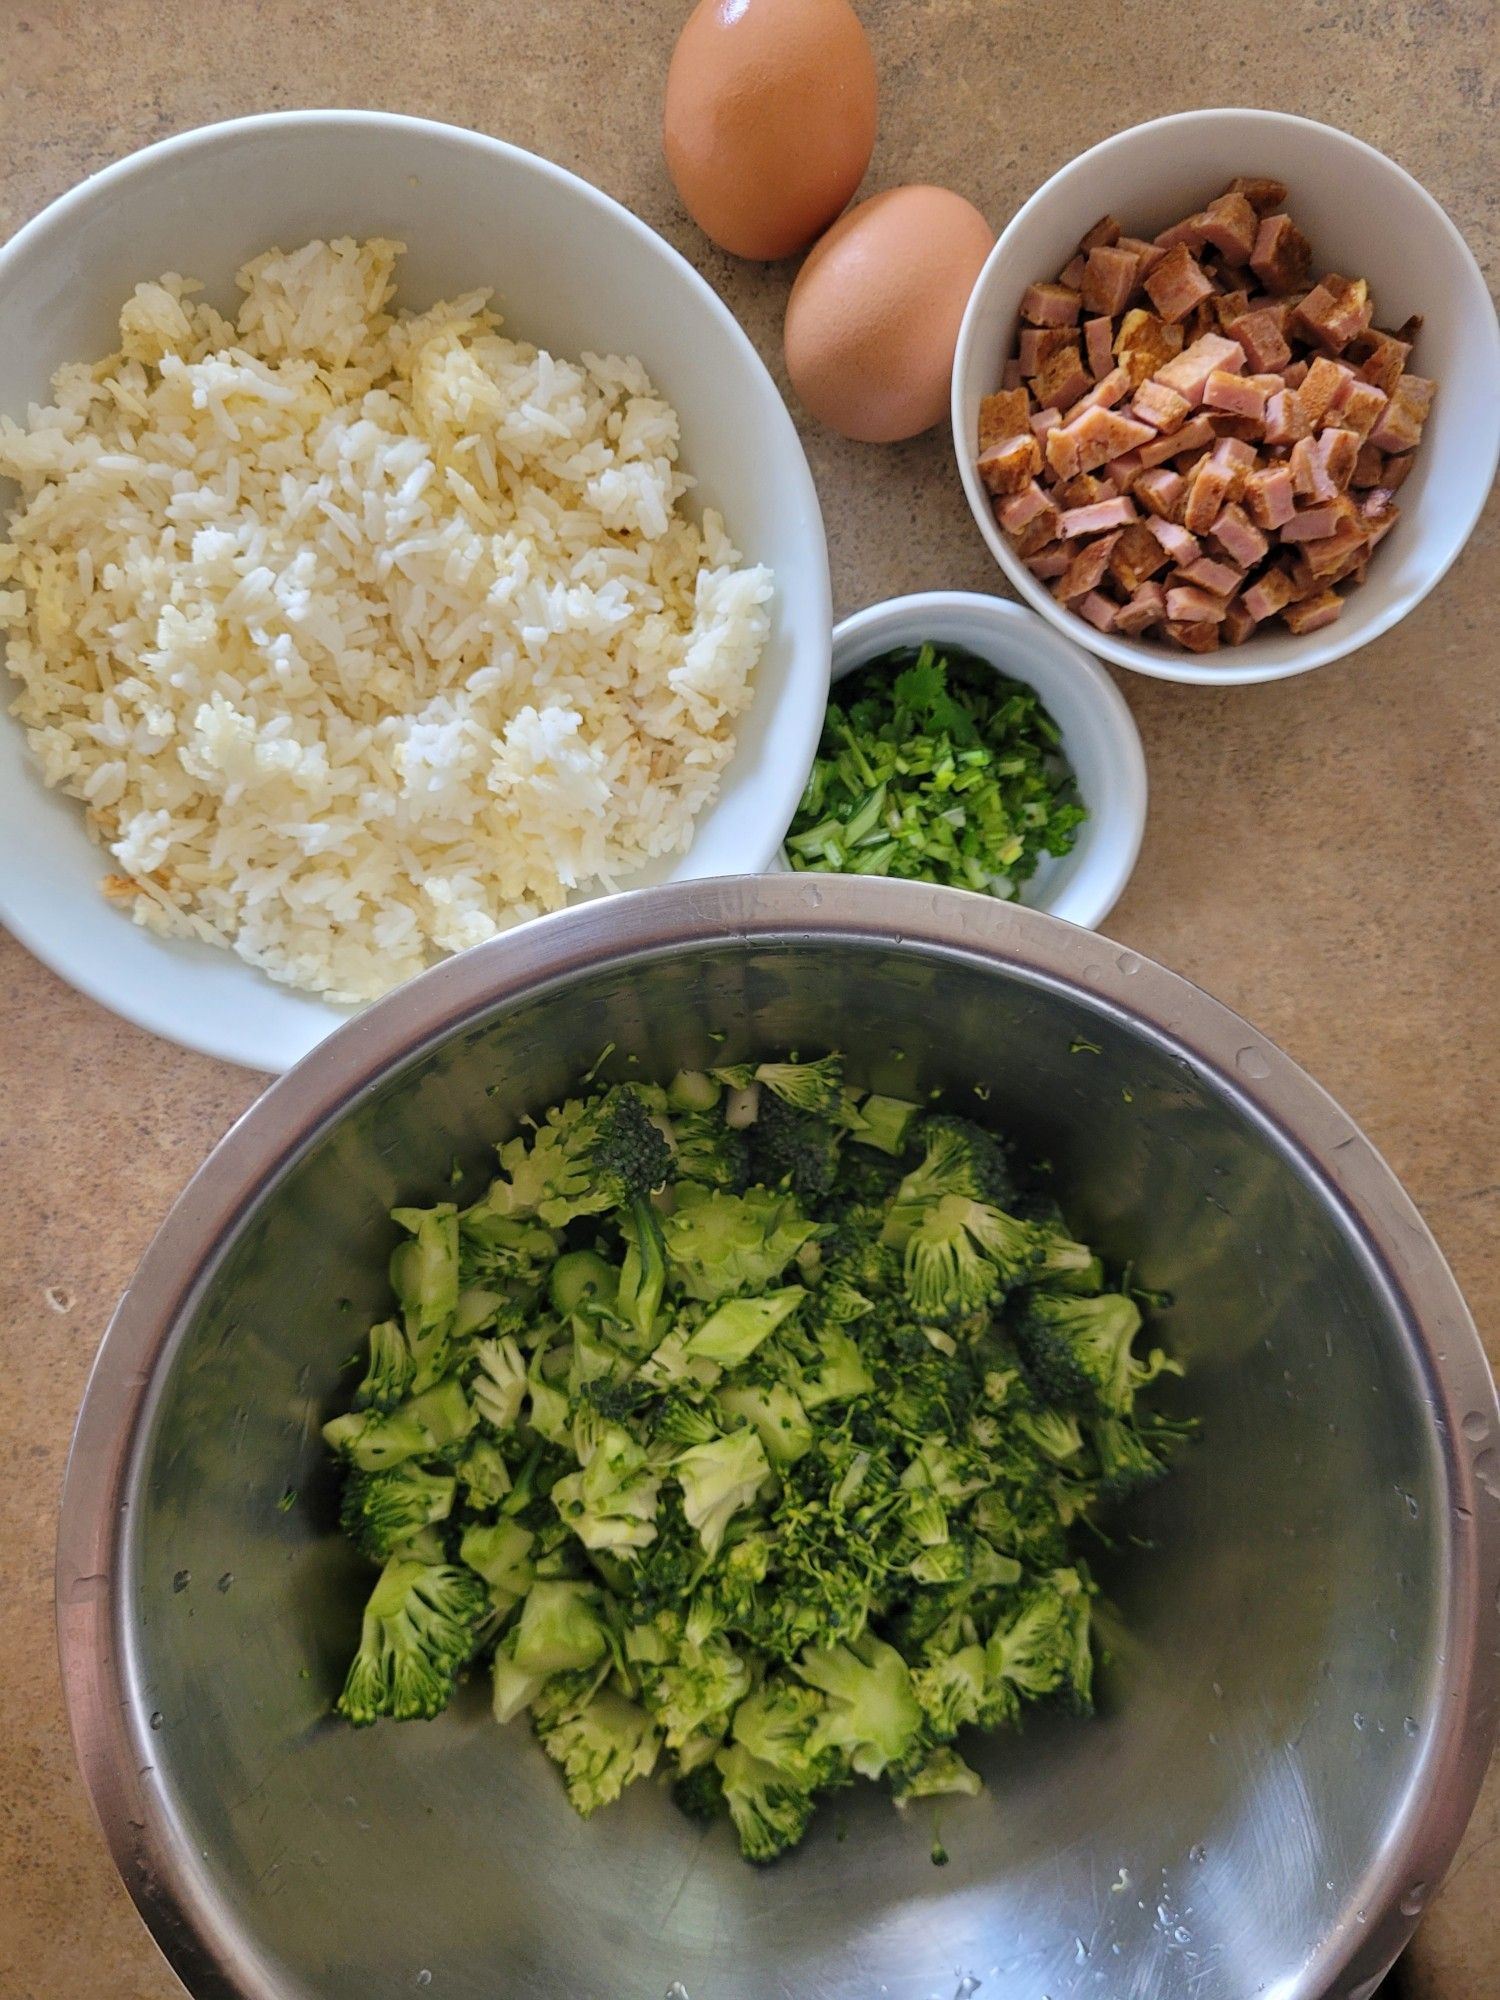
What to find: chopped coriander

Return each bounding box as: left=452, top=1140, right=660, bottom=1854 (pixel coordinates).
left=786, top=643, right=1085, bottom=898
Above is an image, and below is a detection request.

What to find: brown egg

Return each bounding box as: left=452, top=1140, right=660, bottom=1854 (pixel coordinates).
left=663, top=0, right=877, bottom=262
left=784, top=185, right=995, bottom=443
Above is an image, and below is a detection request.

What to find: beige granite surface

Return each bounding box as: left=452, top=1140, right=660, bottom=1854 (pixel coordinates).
left=1, top=2, right=1496, bottom=1994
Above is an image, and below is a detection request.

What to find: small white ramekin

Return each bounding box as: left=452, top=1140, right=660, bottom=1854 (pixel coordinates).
left=780, top=591, right=1147, bottom=931
left=951, top=110, right=1500, bottom=686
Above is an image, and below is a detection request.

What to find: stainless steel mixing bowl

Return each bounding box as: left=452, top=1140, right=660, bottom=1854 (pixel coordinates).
left=58, top=878, right=1500, bottom=2000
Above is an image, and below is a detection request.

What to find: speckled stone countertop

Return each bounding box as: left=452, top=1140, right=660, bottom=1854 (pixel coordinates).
left=1, top=4, right=1496, bottom=1995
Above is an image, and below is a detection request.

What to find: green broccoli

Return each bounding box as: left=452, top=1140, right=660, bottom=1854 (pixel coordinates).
left=984, top=1568, right=1094, bottom=1718
left=323, top=1044, right=1186, bottom=1865
left=672, top=1759, right=725, bottom=1822
left=682, top=1529, right=771, bottom=1647
left=550, top=1422, right=662, bottom=1556
left=883, top=1115, right=1016, bottom=1243
left=1030, top=1221, right=1105, bottom=1294
left=891, top=1745, right=982, bottom=1803
left=662, top=1183, right=818, bottom=1302
left=353, top=1319, right=419, bottom=1411
left=338, top=1463, right=457, bottom=1563
left=846, top=1093, right=922, bottom=1157
left=536, top=1689, right=661, bottom=1816
left=747, top=1091, right=844, bottom=1205
left=674, top=1427, right=771, bottom=1557
left=910, top=1643, right=989, bottom=1739
left=683, top=1288, right=807, bottom=1368
left=718, top=1376, right=815, bottom=1466
left=795, top=1634, right=925, bottom=1779
left=455, top=1434, right=512, bottom=1509
left=524, top=1339, right=572, bottom=1447
left=1088, top=1412, right=1191, bottom=1497
left=548, top=1248, right=620, bottom=1320
left=639, top=1636, right=751, bottom=1753
left=669, top=1111, right=751, bottom=1193
left=901, top=1198, right=1005, bottom=1317
left=729, top=1677, right=840, bottom=1789
left=714, top=1740, right=818, bottom=1861
left=1012, top=1290, right=1181, bottom=1418
left=711, top=1056, right=846, bottom=1117
left=510, top=1580, right=611, bottom=1675
left=322, top=1376, right=475, bottom=1472
left=389, top=1202, right=461, bottom=1332
left=459, top=1519, right=535, bottom=1599
left=336, top=1555, right=487, bottom=1725
left=1012, top=1404, right=1086, bottom=1465
left=469, top=1334, right=528, bottom=1432
left=772, top=1318, right=875, bottom=1409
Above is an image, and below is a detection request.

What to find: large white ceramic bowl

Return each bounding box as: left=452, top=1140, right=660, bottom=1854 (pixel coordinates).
left=783, top=591, right=1147, bottom=929
left=0, top=112, right=831, bottom=1071
left=951, top=109, right=1500, bottom=686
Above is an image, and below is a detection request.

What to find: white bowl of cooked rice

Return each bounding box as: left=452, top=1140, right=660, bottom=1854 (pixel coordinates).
left=0, top=112, right=831, bottom=1071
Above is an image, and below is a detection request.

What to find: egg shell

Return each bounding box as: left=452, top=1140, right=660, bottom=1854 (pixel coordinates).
left=784, top=185, right=996, bottom=444
left=663, top=0, right=878, bottom=262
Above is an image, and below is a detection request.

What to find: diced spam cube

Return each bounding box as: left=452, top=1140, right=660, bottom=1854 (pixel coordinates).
left=978, top=433, right=1043, bottom=496
left=1249, top=213, right=1312, bottom=293
left=978, top=389, right=1032, bottom=452
left=1282, top=589, right=1344, bottom=634
left=1081, top=245, right=1140, bottom=317
left=1144, top=243, right=1216, bottom=324
left=1368, top=374, right=1435, bottom=453
left=1021, top=282, right=1082, bottom=327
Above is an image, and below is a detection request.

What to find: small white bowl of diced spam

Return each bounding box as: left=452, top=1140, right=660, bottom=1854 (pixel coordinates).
left=951, top=109, right=1500, bottom=685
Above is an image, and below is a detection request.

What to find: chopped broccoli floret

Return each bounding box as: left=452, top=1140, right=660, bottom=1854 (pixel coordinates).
left=550, top=1422, right=662, bottom=1556
left=672, top=1758, right=725, bottom=1823
left=729, top=1677, right=840, bottom=1789
left=322, top=1376, right=475, bottom=1472
left=883, top=1115, right=1016, bottom=1243
left=662, top=1183, right=818, bottom=1302
left=336, top=1555, right=487, bottom=1725
left=339, top=1463, right=457, bottom=1563
left=683, top=1288, right=807, bottom=1368
left=718, top=1376, right=815, bottom=1466
left=847, top=1093, right=922, bottom=1156
left=459, top=1519, right=535, bottom=1598
left=795, top=1633, right=925, bottom=1779
left=354, top=1319, right=418, bottom=1411
left=668, top=1108, right=751, bottom=1192
left=675, top=1427, right=771, bottom=1557
left=772, top=1318, right=875, bottom=1409
left=639, top=1636, right=751, bottom=1752
left=910, top=1642, right=989, bottom=1739
left=891, top=1745, right=982, bottom=1803
left=1012, top=1290, right=1181, bottom=1418
left=510, top=1581, right=611, bottom=1675
left=714, top=1740, right=818, bottom=1861
left=749, top=1056, right=845, bottom=1116
left=536, top=1689, right=660, bottom=1816
left=747, top=1091, right=844, bottom=1205
left=984, top=1568, right=1095, bottom=1717
left=470, top=1334, right=528, bottom=1432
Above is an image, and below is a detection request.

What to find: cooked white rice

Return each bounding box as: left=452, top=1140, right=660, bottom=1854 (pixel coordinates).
left=0, top=237, right=773, bottom=1003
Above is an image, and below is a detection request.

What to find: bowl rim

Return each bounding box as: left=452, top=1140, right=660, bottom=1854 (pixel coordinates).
left=809, top=590, right=1147, bottom=929
left=949, top=107, right=1500, bottom=686
left=0, top=108, right=832, bottom=1070
left=56, top=875, right=1500, bottom=2000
